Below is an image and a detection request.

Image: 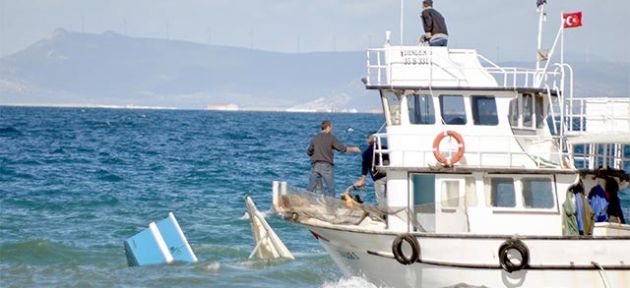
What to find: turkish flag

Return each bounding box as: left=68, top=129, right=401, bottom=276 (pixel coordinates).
left=563, top=11, right=582, bottom=29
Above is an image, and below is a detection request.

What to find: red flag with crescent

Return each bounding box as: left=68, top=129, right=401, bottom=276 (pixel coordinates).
left=563, top=11, right=582, bottom=29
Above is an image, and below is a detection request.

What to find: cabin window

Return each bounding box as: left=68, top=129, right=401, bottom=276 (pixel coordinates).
left=491, top=178, right=516, bottom=207
left=535, top=95, right=545, bottom=128
left=523, top=94, right=533, bottom=127
left=412, top=174, right=436, bottom=232
left=439, top=95, right=466, bottom=125
left=522, top=178, right=554, bottom=208
left=407, top=94, right=435, bottom=124
left=384, top=93, right=401, bottom=125
left=509, top=93, right=545, bottom=129
left=509, top=99, right=519, bottom=126
left=471, top=96, right=498, bottom=125
left=441, top=180, right=460, bottom=207
left=413, top=174, right=435, bottom=206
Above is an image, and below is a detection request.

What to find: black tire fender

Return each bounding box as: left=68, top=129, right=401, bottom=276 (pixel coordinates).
left=392, top=234, right=420, bottom=265
left=498, top=238, right=529, bottom=272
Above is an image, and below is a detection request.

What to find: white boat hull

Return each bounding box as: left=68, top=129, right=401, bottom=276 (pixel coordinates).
left=306, top=223, right=630, bottom=288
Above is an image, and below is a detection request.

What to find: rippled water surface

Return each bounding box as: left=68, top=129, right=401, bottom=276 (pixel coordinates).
left=0, top=106, right=384, bottom=287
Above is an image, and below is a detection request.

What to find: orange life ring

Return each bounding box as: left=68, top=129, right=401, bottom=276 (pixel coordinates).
left=432, top=130, right=465, bottom=166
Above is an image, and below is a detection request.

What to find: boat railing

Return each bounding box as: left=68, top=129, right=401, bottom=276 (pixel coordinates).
left=557, top=97, right=630, bottom=133
left=366, top=47, right=562, bottom=89
left=372, top=132, right=572, bottom=170
left=570, top=142, right=630, bottom=171
left=365, top=48, right=466, bottom=87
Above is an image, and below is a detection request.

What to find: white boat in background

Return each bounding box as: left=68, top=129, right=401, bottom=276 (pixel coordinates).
left=272, top=2, right=630, bottom=287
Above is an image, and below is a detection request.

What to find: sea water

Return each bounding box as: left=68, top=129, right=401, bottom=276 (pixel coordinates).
left=0, top=106, right=384, bottom=287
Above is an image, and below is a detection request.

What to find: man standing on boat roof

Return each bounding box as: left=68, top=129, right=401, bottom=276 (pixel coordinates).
left=421, top=0, right=449, bottom=47
left=307, top=120, right=360, bottom=197
left=354, top=133, right=388, bottom=208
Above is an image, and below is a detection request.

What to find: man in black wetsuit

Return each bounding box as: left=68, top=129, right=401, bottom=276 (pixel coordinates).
left=353, top=133, right=388, bottom=208
left=307, top=120, right=360, bottom=197
left=421, top=0, right=449, bottom=47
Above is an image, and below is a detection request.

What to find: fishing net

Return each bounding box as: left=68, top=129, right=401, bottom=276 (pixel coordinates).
left=276, top=185, right=371, bottom=225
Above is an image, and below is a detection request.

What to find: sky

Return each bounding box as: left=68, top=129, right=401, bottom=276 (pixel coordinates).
left=1, top=0, right=628, bottom=62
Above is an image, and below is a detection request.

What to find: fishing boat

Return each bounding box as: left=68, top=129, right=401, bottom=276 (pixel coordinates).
left=272, top=3, right=630, bottom=287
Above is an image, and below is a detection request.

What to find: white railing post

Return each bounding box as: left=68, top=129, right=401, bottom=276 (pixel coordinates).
left=272, top=181, right=280, bottom=211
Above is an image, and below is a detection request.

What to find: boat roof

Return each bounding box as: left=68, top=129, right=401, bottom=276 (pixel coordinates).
left=365, top=46, right=563, bottom=94
left=364, top=84, right=559, bottom=96
left=566, top=133, right=630, bottom=145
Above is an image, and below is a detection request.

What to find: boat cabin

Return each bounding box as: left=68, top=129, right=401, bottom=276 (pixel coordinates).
left=365, top=45, right=578, bottom=234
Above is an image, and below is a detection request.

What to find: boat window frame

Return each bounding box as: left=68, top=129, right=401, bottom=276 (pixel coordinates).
left=521, top=177, right=555, bottom=209
left=522, top=93, right=534, bottom=128
left=485, top=174, right=558, bottom=213
left=471, top=95, right=499, bottom=126
left=489, top=177, right=516, bottom=208
left=410, top=173, right=437, bottom=232
left=440, top=179, right=461, bottom=208
left=509, top=98, right=519, bottom=126
left=382, top=91, right=402, bottom=126
left=508, top=93, right=545, bottom=131
left=407, top=93, right=436, bottom=125
left=439, top=94, right=467, bottom=125
left=534, top=94, right=545, bottom=129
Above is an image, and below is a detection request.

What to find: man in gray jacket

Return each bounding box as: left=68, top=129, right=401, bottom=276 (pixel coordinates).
left=421, top=0, right=448, bottom=47
left=307, top=120, right=360, bottom=197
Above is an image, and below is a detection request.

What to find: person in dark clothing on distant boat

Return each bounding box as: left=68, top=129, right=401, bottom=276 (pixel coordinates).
left=307, top=120, right=360, bottom=197
left=619, top=174, right=630, bottom=222
left=605, top=176, right=625, bottom=224
left=421, top=0, right=449, bottom=47
left=588, top=181, right=609, bottom=222
left=354, top=133, right=388, bottom=208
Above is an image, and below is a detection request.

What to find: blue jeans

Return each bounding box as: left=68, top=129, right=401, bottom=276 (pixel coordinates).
left=307, top=162, right=335, bottom=197
left=429, top=38, right=448, bottom=47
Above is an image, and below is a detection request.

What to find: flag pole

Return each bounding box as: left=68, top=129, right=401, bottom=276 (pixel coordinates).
left=560, top=11, right=564, bottom=67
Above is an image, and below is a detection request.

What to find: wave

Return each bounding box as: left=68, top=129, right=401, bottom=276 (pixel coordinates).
left=201, top=261, right=221, bottom=272
left=0, top=126, right=21, bottom=137
left=322, top=276, right=381, bottom=288
left=0, top=240, right=120, bottom=266
left=96, top=169, right=124, bottom=182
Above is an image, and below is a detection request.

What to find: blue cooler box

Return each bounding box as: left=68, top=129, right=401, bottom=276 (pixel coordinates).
left=124, top=212, right=198, bottom=266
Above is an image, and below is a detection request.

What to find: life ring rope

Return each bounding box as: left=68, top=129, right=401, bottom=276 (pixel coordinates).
left=432, top=130, right=465, bottom=166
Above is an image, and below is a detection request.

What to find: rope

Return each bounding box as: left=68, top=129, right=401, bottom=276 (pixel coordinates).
left=424, top=86, right=458, bottom=165
left=591, top=261, right=610, bottom=288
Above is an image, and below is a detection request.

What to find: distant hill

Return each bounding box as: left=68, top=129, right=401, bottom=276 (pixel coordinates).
left=0, top=29, right=376, bottom=111
left=0, top=29, right=628, bottom=110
